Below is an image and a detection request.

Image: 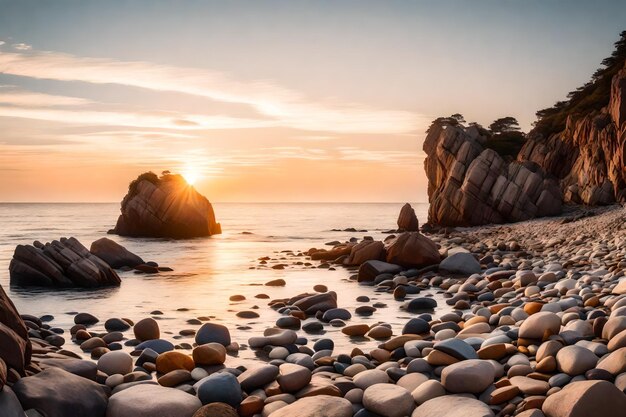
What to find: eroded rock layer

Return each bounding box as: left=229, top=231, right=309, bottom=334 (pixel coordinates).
left=520, top=65, right=626, bottom=205
left=424, top=124, right=562, bottom=226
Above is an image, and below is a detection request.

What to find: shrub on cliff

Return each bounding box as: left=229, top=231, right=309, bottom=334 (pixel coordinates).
left=533, top=30, right=626, bottom=137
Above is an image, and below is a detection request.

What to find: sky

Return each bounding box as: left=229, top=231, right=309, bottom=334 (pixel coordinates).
left=0, top=1, right=625, bottom=202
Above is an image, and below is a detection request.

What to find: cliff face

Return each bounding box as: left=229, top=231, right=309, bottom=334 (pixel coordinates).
left=520, top=65, right=626, bottom=205
left=424, top=61, right=626, bottom=227
left=424, top=125, right=562, bottom=226
left=112, top=173, right=221, bottom=239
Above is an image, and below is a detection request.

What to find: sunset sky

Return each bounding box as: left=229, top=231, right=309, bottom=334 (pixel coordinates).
left=1, top=1, right=625, bottom=202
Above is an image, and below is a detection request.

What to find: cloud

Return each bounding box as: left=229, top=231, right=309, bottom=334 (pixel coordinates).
left=0, top=89, right=92, bottom=107
left=0, top=41, right=5, bottom=47
left=337, top=146, right=424, bottom=166
left=12, top=43, right=31, bottom=51
left=0, top=105, right=274, bottom=130
left=0, top=48, right=425, bottom=134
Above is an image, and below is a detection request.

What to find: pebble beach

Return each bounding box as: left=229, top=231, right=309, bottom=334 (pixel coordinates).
left=2, top=203, right=625, bottom=417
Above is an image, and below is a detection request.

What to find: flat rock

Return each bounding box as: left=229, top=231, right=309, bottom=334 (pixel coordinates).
left=237, top=365, right=279, bottom=392
left=106, top=383, right=201, bottom=417
left=412, top=395, right=494, bottom=417
left=13, top=368, right=108, bottom=417
left=434, top=338, right=478, bottom=360
left=542, top=380, right=626, bottom=417
left=363, top=383, right=414, bottom=417
left=266, top=395, right=352, bottom=417
left=439, top=253, right=481, bottom=275
left=441, top=359, right=495, bottom=394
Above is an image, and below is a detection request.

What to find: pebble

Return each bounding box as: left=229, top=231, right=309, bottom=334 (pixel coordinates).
left=362, top=383, right=414, bottom=417
left=441, top=359, right=495, bottom=393
left=97, top=351, right=133, bottom=376
left=195, top=323, right=231, bottom=346
left=133, top=318, right=160, bottom=341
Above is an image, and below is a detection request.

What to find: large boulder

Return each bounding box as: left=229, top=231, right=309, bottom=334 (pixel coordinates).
left=385, top=232, right=440, bottom=268
left=266, top=395, right=352, bottom=417
left=106, top=383, right=201, bottom=417
left=0, top=285, right=31, bottom=376
left=345, top=240, right=385, bottom=266
left=9, top=237, right=121, bottom=288
left=0, top=386, right=26, bottom=417
left=111, top=172, right=221, bottom=238
left=423, top=123, right=562, bottom=226
left=412, top=395, right=494, bottom=417
left=397, top=203, right=419, bottom=231
left=89, top=238, right=144, bottom=268
left=13, top=368, right=108, bottom=417
left=542, top=380, right=626, bottom=417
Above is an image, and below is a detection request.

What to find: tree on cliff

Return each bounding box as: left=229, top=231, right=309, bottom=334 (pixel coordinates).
left=533, top=30, right=626, bottom=137
left=489, top=117, right=520, bottom=134
left=426, top=113, right=466, bottom=132
left=485, top=116, right=526, bottom=159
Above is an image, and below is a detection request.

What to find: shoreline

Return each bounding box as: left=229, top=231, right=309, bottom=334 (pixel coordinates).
left=1, top=204, right=625, bottom=416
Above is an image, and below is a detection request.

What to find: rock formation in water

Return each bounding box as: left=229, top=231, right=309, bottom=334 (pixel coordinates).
left=423, top=123, right=562, bottom=226
left=519, top=63, right=626, bottom=205
left=111, top=172, right=221, bottom=239
left=9, top=237, right=121, bottom=288
left=90, top=238, right=144, bottom=268
left=397, top=203, right=419, bottom=231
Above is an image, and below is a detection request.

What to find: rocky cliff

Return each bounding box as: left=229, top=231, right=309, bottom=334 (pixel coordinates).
left=519, top=64, right=626, bottom=205
left=423, top=124, right=562, bottom=226
left=425, top=38, right=626, bottom=227
left=111, top=172, right=221, bottom=239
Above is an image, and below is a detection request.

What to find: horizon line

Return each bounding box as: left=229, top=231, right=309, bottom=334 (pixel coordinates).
left=0, top=201, right=429, bottom=205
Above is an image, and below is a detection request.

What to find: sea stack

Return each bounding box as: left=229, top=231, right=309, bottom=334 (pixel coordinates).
left=111, top=172, right=222, bottom=239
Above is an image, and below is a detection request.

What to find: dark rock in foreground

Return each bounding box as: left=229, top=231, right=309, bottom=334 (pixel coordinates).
left=12, top=367, right=108, bottom=417
left=90, top=237, right=144, bottom=268
left=0, top=284, right=31, bottom=376
left=111, top=172, right=221, bottom=239
left=9, top=237, right=121, bottom=288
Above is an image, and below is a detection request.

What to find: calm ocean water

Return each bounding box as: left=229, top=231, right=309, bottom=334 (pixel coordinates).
left=0, top=202, right=442, bottom=362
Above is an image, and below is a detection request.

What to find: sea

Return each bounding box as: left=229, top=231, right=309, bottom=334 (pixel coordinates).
left=0, top=202, right=448, bottom=363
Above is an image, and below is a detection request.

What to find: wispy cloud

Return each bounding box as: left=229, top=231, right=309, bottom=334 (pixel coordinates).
left=0, top=47, right=425, bottom=134
left=0, top=88, right=92, bottom=107
left=0, top=106, right=274, bottom=130
left=12, top=43, right=31, bottom=51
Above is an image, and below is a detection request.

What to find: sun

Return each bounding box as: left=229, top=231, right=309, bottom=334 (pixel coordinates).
left=181, top=167, right=200, bottom=186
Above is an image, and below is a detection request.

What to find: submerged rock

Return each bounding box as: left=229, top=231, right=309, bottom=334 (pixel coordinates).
left=111, top=172, right=221, bottom=239
left=9, top=237, right=121, bottom=288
